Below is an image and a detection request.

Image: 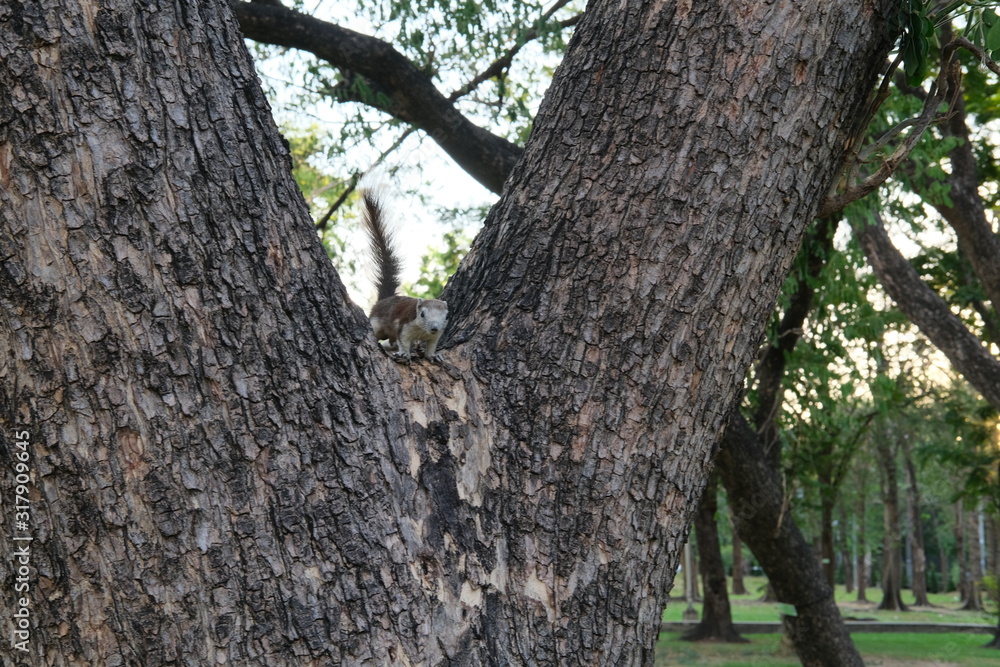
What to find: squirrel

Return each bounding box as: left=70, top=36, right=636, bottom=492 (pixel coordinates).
left=361, top=192, right=448, bottom=362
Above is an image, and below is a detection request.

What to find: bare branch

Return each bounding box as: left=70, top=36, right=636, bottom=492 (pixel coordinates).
left=950, top=35, right=1000, bottom=77
left=449, top=6, right=583, bottom=102
left=314, top=127, right=417, bottom=231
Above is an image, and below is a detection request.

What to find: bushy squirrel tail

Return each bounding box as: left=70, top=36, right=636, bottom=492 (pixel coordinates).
left=361, top=191, right=402, bottom=302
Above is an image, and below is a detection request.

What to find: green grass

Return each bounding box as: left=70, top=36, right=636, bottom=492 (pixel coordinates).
left=658, top=577, right=1000, bottom=665
left=656, top=632, right=1000, bottom=666
left=663, top=577, right=997, bottom=626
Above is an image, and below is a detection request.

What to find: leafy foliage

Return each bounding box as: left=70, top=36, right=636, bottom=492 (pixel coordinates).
left=897, top=0, right=936, bottom=86
left=407, top=229, right=472, bottom=299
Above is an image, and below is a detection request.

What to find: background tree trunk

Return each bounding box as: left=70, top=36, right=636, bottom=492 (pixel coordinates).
left=719, top=415, right=864, bottom=667
left=840, top=503, right=854, bottom=594
left=0, top=0, right=900, bottom=664
left=962, top=507, right=984, bottom=611
left=731, top=528, right=748, bottom=596
left=856, top=470, right=869, bottom=602
left=819, top=465, right=837, bottom=587
left=939, top=532, right=950, bottom=594
left=901, top=436, right=930, bottom=605
left=876, top=438, right=908, bottom=611
left=681, top=475, right=746, bottom=643
left=957, top=502, right=970, bottom=603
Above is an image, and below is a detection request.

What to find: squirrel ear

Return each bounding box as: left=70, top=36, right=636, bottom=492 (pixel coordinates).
left=415, top=298, right=424, bottom=307
left=439, top=300, right=448, bottom=307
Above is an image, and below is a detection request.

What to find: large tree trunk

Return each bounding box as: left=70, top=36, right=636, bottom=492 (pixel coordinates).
left=681, top=475, right=746, bottom=643
left=901, top=436, right=930, bottom=606
left=876, top=438, right=908, bottom=611
left=0, top=0, right=898, bottom=664
left=718, top=414, right=863, bottom=667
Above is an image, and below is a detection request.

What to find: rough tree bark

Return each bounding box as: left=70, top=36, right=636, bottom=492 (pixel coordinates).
left=0, top=0, right=899, bottom=664
left=680, top=474, right=746, bottom=643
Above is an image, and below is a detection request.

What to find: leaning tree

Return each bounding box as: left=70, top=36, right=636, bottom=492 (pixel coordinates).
left=0, top=0, right=899, bottom=665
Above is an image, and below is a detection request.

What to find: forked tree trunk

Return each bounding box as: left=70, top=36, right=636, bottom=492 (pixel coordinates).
left=0, top=0, right=898, bottom=664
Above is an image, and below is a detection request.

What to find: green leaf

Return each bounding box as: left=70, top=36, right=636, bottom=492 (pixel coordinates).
left=920, top=15, right=934, bottom=41
left=987, top=21, right=1000, bottom=52
left=903, top=31, right=928, bottom=86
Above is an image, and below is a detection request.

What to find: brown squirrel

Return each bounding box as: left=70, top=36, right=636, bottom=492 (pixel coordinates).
left=361, top=192, right=448, bottom=362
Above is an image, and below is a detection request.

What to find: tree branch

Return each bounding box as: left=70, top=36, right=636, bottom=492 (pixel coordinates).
left=232, top=1, right=523, bottom=194
left=851, top=211, right=1000, bottom=410
left=820, top=49, right=960, bottom=217
left=923, top=27, right=1000, bottom=311
left=752, top=215, right=838, bottom=465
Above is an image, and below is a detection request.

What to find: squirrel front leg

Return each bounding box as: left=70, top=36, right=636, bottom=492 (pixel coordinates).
left=424, top=330, right=444, bottom=362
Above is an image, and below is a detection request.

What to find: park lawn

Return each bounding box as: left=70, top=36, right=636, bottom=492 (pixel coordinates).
left=659, top=577, right=999, bottom=665
left=655, top=632, right=1000, bottom=666
left=664, top=576, right=997, bottom=626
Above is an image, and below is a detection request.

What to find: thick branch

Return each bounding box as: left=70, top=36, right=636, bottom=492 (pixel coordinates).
left=852, top=212, right=1000, bottom=409
left=929, top=31, right=1000, bottom=309
left=819, top=55, right=957, bottom=217
left=233, top=1, right=522, bottom=193
left=753, top=216, right=838, bottom=464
